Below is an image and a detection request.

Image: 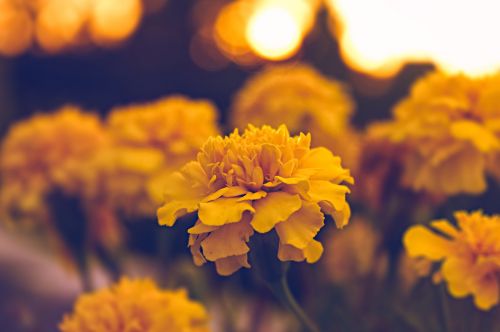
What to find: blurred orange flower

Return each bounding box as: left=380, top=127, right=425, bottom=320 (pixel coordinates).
left=404, top=211, right=500, bottom=310
left=100, top=95, right=220, bottom=217
left=372, top=71, right=500, bottom=195
left=231, top=63, right=360, bottom=170
left=0, top=106, right=109, bottom=225
left=60, top=278, right=211, bottom=332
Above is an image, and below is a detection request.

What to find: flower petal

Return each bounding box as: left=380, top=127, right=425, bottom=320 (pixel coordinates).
left=237, top=191, right=267, bottom=201
left=202, top=186, right=247, bottom=202
left=275, top=202, right=324, bottom=249
left=403, top=225, right=453, bottom=260
left=308, top=180, right=350, bottom=211
left=441, top=257, right=472, bottom=298
left=189, top=233, right=208, bottom=266
left=327, top=201, right=351, bottom=228
left=201, top=220, right=254, bottom=261
left=199, top=197, right=255, bottom=226
left=215, top=254, right=250, bottom=276
left=278, top=243, right=305, bottom=262
left=304, top=239, right=323, bottom=263
left=157, top=200, right=199, bottom=226
left=250, top=192, right=302, bottom=233
left=188, top=220, right=219, bottom=234
left=298, top=147, right=352, bottom=182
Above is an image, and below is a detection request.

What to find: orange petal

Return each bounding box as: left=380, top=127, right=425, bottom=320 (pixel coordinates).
left=250, top=192, right=302, bottom=233
left=215, top=254, right=250, bottom=276
left=199, top=197, right=255, bottom=226
left=157, top=199, right=199, bottom=227
left=275, top=202, right=324, bottom=249
left=403, top=225, right=453, bottom=260
left=200, top=220, right=254, bottom=261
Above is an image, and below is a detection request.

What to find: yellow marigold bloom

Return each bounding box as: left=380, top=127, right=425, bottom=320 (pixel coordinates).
left=404, top=211, right=500, bottom=310
left=0, top=107, right=109, bottom=224
left=373, top=71, right=500, bottom=195
left=59, top=278, right=210, bottom=332
left=102, top=95, right=220, bottom=217
left=323, top=218, right=387, bottom=284
left=231, top=63, right=360, bottom=169
left=158, top=125, right=353, bottom=276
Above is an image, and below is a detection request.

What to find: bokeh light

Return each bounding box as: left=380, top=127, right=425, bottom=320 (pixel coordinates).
left=246, top=5, right=302, bottom=60
left=327, top=0, right=500, bottom=77
left=0, top=0, right=145, bottom=56
left=190, top=0, right=320, bottom=67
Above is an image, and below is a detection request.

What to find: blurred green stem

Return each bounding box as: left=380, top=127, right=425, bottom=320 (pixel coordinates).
left=439, top=285, right=452, bottom=332
left=270, top=263, right=320, bottom=332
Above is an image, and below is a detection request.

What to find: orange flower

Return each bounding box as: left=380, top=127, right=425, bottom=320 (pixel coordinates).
left=404, top=211, right=500, bottom=310
left=158, top=125, right=353, bottom=275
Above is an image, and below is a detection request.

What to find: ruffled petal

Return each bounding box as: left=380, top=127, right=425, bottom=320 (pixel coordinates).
left=471, top=270, right=499, bottom=311
left=215, top=254, right=250, bottom=276
left=200, top=220, right=254, bottom=261
left=403, top=225, right=453, bottom=260
left=297, top=147, right=352, bottom=182
left=158, top=200, right=199, bottom=226
left=308, top=180, right=350, bottom=211
left=198, top=197, right=255, bottom=226
left=303, top=239, right=323, bottom=263
left=275, top=202, right=324, bottom=249
left=250, top=192, right=302, bottom=233
left=189, top=233, right=208, bottom=266
left=441, top=257, right=472, bottom=298
left=278, top=243, right=305, bottom=262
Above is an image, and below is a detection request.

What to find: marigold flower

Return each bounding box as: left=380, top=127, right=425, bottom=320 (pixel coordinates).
left=404, top=211, right=500, bottom=310
left=231, top=63, right=360, bottom=169
left=157, top=125, right=353, bottom=276
left=0, top=107, right=109, bottom=225
left=373, top=71, right=500, bottom=195
left=101, top=95, right=220, bottom=217
left=59, top=278, right=210, bottom=332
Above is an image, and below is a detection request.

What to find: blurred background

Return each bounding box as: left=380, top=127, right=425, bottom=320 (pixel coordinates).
left=1, top=0, right=500, bottom=331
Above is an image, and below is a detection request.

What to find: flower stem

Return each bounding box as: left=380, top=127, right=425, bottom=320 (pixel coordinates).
left=439, top=285, right=453, bottom=332
left=271, top=263, right=320, bottom=332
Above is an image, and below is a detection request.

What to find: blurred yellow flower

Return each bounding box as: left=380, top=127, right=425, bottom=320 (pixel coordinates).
left=323, top=218, right=387, bottom=284
left=397, top=253, right=432, bottom=294
left=231, top=63, right=360, bottom=169
left=372, top=71, right=500, bottom=195
left=0, top=106, right=109, bottom=225
left=59, top=278, right=210, bottom=332
left=101, top=95, right=220, bottom=217
left=158, top=125, right=353, bottom=275
left=404, top=211, right=500, bottom=310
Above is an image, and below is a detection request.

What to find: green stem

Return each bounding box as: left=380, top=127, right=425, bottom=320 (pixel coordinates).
left=270, top=263, right=320, bottom=332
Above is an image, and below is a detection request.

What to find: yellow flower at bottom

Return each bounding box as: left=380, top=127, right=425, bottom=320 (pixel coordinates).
left=157, top=125, right=353, bottom=275
left=59, top=278, right=210, bottom=332
left=403, top=211, right=500, bottom=310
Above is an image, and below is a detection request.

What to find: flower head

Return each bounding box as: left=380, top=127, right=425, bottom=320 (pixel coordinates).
left=0, top=106, right=108, bottom=224
left=101, top=95, right=220, bottom=217
left=59, top=278, right=210, bottom=332
left=158, top=125, right=353, bottom=275
left=404, top=211, right=500, bottom=310
left=373, top=71, right=500, bottom=195
left=231, top=63, right=359, bottom=169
